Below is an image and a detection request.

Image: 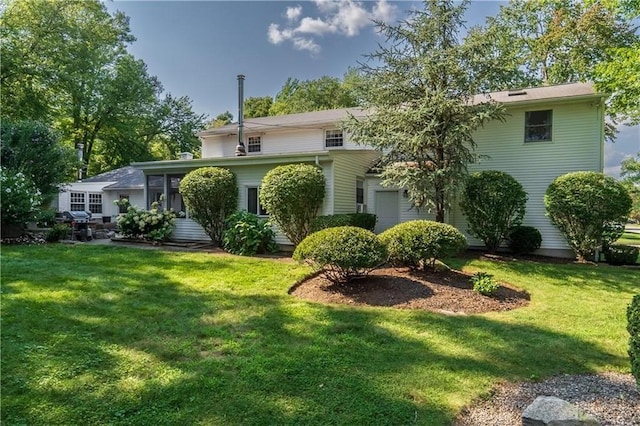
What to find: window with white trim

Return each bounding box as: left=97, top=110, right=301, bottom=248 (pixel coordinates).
left=247, top=136, right=261, bottom=153
left=525, top=110, right=552, bottom=142
left=247, top=187, right=268, bottom=216
left=167, top=174, right=185, bottom=214
left=88, top=193, right=103, bottom=214
left=325, top=129, right=343, bottom=148
left=70, top=192, right=85, bottom=211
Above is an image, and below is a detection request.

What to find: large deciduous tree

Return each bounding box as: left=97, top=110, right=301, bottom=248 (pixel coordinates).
left=269, top=76, right=357, bottom=116
left=465, top=0, right=639, bottom=125
left=1, top=0, right=206, bottom=176
left=343, top=0, right=505, bottom=222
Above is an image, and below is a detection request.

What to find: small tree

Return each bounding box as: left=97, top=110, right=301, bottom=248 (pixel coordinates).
left=544, top=171, right=632, bottom=262
left=460, top=170, right=528, bottom=251
left=259, top=164, right=325, bottom=245
left=179, top=167, right=238, bottom=246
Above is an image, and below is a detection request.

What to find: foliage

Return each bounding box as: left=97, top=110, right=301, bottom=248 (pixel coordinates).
left=45, top=224, right=71, bottom=242
left=269, top=76, right=357, bottom=116
left=179, top=167, right=238, bottom=246
left=0, top=167, right=42, bottom=225
left=629, top=295, right=640, bottom=386
left=0, top=119, right=76, bottom=204
left=293, top=226, right=386, bottom=284
left=544, top=171, right=632, bottom=262
left=310, top=213, right=377, bottom=233
left=621, top=153, right=640, bottom=222
left=470, top=272, right=499, bottom=297
left=379, top=220, right=467, bottom=270
left=460, top=171, right=528, bottom=251
left=34, top=208, right=57, bottom=228
left=222, top=211, right=278, bottom=256
left=210, top=111, right=233, bottom=128
left=1, top=0, right=206, bottom=175
left=342, top=0, right=505, bottom=223
left=243, top=97, right=273, bottom=119
left=604, top=244, right=640, bottom=265
left=259, top=164, right=326, bottom=245
left=508, top=226, right=543, bottom=255
left=465, top=0, right=639, bottom=129
left=115, top=199, right=177, bottom=242
left=602, top=221, right=627, bottom=252
left=1, top=244, right=638, bottom=424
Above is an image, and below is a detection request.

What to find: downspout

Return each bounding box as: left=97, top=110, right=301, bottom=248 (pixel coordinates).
left=235, top=74, right=247, bottom=156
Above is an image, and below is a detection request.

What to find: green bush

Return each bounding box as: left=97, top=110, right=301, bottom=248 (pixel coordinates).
left=310, top=213, right=377, bottom=233
left=115, top=199, right=177, bottom=242
left=45, top=223, right=71, bottom=242
left=1, top=166, right=42, bottom=226
left=35, top=208, right=57, bottom=228
left=222, top=211, right=278, bottom=256
left=605, top=244, right=639, bottom=266
left=460, top=170, right=528, bottom=252
left=628, top=295, right=640, bottom=386
left=470, top=272, right=499, bottom=297
left=293, top=226, right=386, bottom=284
left=260, top=164, right=325, bottom=245
left=545, top=171, right=632, bottom=262
left=508, top=225, right=542, bottom=255
left=179, top=167, right=238, bottom=246
left=379, top=220, right=467, bottom=270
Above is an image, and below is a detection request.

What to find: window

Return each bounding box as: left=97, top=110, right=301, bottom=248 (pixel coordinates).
left=247, top=187, right=268, bottom=216
left=70, top=192, right=85, bottom=211
left=525, top=110, right=552, bottom=142
left=325, top=129, right=343, bottom=148
left=356, top=179, right=364, bottom=204
left=247, top=136, right=261, bottom=153
left=88, top=193, right=102, bottom=214
left=118, top=194, right=129, bottom=214
left=167, top=174, right=185, bottom=213
left=147, top=175, right=164, bottom=208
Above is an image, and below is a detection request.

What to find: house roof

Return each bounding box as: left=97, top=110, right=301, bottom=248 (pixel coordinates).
left=472, top=82, right=603, bottom=105
left=81, top=166, right=144, bottom=190
left=199, top=82, right=603, bottom=138
left=198, top=108, right=370, bottom=137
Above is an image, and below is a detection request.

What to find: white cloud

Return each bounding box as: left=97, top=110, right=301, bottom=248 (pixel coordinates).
left=286, top=5, right=302, bottom=22
left=267, top=0, right=397, bottom=55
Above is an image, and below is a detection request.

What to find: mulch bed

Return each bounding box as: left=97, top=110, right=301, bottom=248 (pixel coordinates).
left=290, top=266, right=530, bottom=314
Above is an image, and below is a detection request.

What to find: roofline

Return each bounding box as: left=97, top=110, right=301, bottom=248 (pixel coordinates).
left=132, top=151, right=333, bottom=172
left=492, top=92, right=606, bottom=107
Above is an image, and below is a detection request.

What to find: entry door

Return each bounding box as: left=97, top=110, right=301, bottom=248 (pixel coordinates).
left=375, top=191, right=399, bottom=233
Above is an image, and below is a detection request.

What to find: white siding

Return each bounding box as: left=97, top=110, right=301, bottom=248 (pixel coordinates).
left=331, top=151, right=381, bottom=214
left=58, top=182, right=114, bottom=219
left=450, top=100, right=604, bottom=251
left=102, top=190, right=145, bottom=221
left=201, top=129, right=374, bottom=159
left=366, top=177, right=436, bottom=229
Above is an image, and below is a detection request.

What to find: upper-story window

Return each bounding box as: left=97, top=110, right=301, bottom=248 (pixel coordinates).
left=325, top=129, right=343, bottom=148
left=247, top=136, right=261, bottom=153
left=525, top=110, right=552, bottom=142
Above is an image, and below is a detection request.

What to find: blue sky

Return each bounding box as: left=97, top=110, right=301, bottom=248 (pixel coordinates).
left=106, top=0, right=638, bottom=176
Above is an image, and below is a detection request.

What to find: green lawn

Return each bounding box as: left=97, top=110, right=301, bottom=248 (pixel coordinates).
left=617, top=231, right=640, bottom=246
left=1, top=244, right=637, bottom=425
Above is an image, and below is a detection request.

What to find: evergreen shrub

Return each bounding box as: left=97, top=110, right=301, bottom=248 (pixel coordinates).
left=293, top=226, right=386, bottom=284
left=310, top=213, right=376, bottom=233
left=379, top=220, right=467, bottom=270
left=605, top=244, right=639, bottom=265
left=508, top=225, right=542, bottom=255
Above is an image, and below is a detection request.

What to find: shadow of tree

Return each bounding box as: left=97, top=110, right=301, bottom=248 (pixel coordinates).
left=0, top=245, right=631, bottom=425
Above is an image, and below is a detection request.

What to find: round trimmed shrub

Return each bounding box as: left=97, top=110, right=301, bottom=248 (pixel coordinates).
left=544, top=171, right=632, bottom=262
left=378, top=220, right=467, bottom=270
left=508, top=225, right=542, bottom=255
left=260, top=164, right=325, bottom=245
left=179, top=167, right=238, bottom=246
left=293, top=226, right=386, bottom=284
left=460, top=170, right=527, bottom=252
left=222, top=211, right=278, bottom=256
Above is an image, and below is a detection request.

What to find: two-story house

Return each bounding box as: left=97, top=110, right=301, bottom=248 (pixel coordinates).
left=132, top=82, right=605, bottom=257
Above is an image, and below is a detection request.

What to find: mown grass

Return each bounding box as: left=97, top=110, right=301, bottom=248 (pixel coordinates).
left=617, top=231, right=640, bottom=246
left=1, top=244, right=637, bottom=425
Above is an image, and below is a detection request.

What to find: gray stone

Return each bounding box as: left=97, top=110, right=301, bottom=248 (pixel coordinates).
left=522, top=396, right=601, bottom=426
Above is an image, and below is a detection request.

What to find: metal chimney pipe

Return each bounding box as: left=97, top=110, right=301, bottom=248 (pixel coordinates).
left=235, top=74, right=247, bottom=156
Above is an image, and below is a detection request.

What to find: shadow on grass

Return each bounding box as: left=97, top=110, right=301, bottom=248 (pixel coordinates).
left=0, top=245, right=630, bottom=425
